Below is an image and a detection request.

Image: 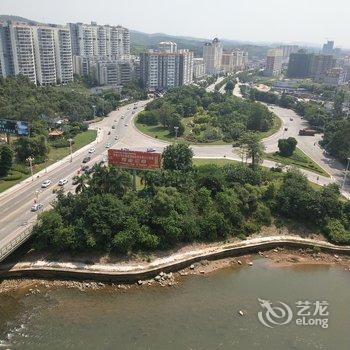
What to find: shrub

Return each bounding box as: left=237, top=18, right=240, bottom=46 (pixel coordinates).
left=11, top=164, right=30, bottom=174
left=50, top=138, right=72, bottom=148
left=3, top=172, right=22, bottom=181
left=324, top=219, right=350, bottom=245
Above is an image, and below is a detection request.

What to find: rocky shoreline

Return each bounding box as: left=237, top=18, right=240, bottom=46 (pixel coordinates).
left=1, top=245, right=350, bottom=295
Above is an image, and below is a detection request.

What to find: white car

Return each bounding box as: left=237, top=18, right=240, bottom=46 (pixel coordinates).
left=105, top=143, right=111, bottom=148
left=88, top=147, right=96, bottom=154
left=147, top=147, right=156, bottom=153
left=115, top=136, right=119, bottom=140
left=41, top=179, right=52, bottom=188
left=101, top=156, right=107, bottom=163
left=58, top=178, right=68, bottom=186
left=31, top=203, right=43, bottom=212
left=127, top=107, right=131, bottom=110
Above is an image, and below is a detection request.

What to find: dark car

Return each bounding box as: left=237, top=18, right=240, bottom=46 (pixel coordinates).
left=82, top=165, right=90, bottom=172
left=82, top=156, right=91, bottom=163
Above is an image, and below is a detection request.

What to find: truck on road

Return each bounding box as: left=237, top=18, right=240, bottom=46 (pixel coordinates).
left=299, top=128, right=316, bottom=136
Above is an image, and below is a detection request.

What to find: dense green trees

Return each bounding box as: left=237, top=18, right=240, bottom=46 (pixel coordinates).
left=278, top=137, right=297, bottom=157
left=0, top=76, right=122, bottom=122
left=138, top=85, right=274, bottom=143
left=237, top=132, right=265, bottom=168
left=162, top=143, right=193, bottom=171
left=32, top=145, right=350, bottom=253
left=0, top=144, right=13, bottom=177
left=15, top=135, right=49, bottom=163
left=224, top=80, right=235, bottom=94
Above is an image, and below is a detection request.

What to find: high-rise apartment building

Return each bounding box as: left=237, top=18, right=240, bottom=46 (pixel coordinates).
left=68, top=22, right=130, bottom=62
left=193, top=58, right=205, bottom=79
left=0, top=21, right=73, bottom=85
left=287, top=50, right=314, bottom=78
left=203, top=38, right=222, bottom=75
left=158, top=41, right=177, bottom=53
left=312, top=54, right=337, bottom=82
left=278, top=45, right=299, bottom=63
left=221, top=49, right=248, bottom=73
left=264, top=49, right=283, bottom=77
left=179, top=49, right=194, bottom=85
left=140, top=46, right=194, bottom=90
left=322, top=41, right=334, bottom=55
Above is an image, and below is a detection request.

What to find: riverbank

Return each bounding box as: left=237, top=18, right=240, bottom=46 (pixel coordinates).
left=1, top=245, right=349, bottom=296
left=1, top=233, right=350, bottom=289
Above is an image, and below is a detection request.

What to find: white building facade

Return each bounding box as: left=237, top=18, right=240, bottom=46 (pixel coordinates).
left=203, top=38, right=222, bottom=75
left=0, top=21, right=73, bottom=85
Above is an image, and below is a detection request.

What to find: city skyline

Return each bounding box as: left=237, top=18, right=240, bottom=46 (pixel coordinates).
left=1, top=0, right=350, bottom=49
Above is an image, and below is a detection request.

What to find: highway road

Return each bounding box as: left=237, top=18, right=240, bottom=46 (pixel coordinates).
left=0, top=101, right=150, bottom=251
left=205, top=76, right=225, bottom=93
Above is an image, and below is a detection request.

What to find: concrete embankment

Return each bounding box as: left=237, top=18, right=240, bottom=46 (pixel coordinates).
left=0, top=236, right=349, bottom=283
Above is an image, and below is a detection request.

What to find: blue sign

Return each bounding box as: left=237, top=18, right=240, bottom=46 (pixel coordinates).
left=0, top=119, right=29, bottom=136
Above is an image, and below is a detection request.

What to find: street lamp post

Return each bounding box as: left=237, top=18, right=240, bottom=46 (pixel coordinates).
left=68, top=138, right=74, bottom=163
left=44, top=136, right=48, bottom=173
left=342, top=157, right=350, bottom=190
left=174, top=126, right=179, bottom=140
left=26, top=156, right=34, bottom=181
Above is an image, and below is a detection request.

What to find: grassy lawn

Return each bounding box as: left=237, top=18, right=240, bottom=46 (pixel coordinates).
left=265, top=148, right=330, bottom=177
left=0, top=130, right=97, bottom=193
left=193, top=158, right=239, bottom=167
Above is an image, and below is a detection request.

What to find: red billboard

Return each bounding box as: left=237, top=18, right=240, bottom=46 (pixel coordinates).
left=108, top=149, right=161, bottom=170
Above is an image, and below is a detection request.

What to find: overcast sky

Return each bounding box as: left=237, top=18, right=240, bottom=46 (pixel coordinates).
left=1, top=0, right=349, bottom=48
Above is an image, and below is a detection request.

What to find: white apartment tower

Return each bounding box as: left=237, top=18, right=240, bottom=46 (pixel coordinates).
left=179, top=49, right=193, bottom=85
left=0, top=21, right=73, bottom=85
left=69, top=22, right=130, bottom=62
left=55, top=28, right=74, bottom=84
left=203, top=38, right=223, bottom=75
left=7, top=23, right=37, bottom=83
left=193, top=58, right=205, bottom=79
left=158, top=41, right=177, bottom=53
left=33, top=26, right=57, bottom=85
left=140, top=46, right=194, bottom=90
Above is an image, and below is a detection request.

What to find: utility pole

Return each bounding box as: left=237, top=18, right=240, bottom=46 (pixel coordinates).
left=342, top=157, right=350, bottom=190
left=68, top=138, right=74, bottom=162
left=26, top=156, right=34, bottom=181
left=92, top=105, right=96, bottom=119
left=174, top=126, right=179, bottom=140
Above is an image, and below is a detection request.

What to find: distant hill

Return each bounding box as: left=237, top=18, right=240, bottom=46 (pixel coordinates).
left=0, top=15, right=270, bottom=59
left=130, top=30, right=270, bottom=59
left=0, top=15, right=39, bottom=25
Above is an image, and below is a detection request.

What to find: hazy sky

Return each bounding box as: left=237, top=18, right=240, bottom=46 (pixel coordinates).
left=1, top=0, right=350, bottom=48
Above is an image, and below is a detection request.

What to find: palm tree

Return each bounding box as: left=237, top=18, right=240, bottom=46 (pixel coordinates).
left=89, top=164, right=132, bottom=197
left=74, top=174, right=89, bottom=194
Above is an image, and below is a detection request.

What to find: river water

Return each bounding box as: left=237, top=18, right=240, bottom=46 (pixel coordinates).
left=1, top=258, right=350, bottom=349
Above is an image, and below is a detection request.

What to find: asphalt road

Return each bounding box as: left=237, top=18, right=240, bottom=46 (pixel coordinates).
left=0, top=101, right=149, bottom=248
